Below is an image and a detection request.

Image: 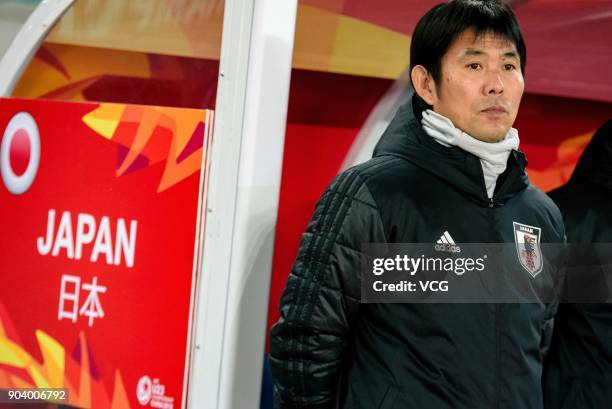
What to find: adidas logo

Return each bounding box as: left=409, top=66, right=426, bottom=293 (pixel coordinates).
left=434, top=231, right=461, bottom=253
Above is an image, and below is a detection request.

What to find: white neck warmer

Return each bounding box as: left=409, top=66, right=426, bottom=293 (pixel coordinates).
left=421, top=109, right=520, bottom=199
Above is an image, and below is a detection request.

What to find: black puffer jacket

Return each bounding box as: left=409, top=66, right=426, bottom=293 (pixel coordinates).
left=270, top=96, right=565, bottom=409
left=543, top=120, right=612, bottom=409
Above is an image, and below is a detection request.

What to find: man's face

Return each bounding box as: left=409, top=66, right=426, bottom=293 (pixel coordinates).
left=430, top=29, right=524, bottom=142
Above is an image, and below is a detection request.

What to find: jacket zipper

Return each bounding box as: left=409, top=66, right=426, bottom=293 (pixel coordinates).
left=488, top=201, right=503, bottom=408
left=488, top=161, right=521, bottom=408
left=481, top=155, right=521, bottom=406
left=490, top=156, right=521, bottom=206
left=486, top=200, right=502, bottom=407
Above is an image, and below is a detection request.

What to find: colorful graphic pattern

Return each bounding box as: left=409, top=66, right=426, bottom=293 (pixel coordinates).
left=29, top=0, right=612, bottom=102
left=13, top=43, right=219, bottom=109
left=82, top=103, right=213, bottom=192
left=294, top=0, right=612, bottom=102
left=0, top=304, right=131, bottom=408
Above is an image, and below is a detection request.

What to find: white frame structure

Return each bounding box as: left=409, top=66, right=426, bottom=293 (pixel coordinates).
left=188, top=0, right=297, bottom=408
left=0, top=0, right=74, bottom=96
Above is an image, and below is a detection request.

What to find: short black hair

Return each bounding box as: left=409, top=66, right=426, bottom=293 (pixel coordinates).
left=410, top=0, right=526, bottom=88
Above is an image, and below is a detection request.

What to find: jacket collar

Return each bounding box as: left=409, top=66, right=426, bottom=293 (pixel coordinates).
left=373, top=94, right=529, bottom=206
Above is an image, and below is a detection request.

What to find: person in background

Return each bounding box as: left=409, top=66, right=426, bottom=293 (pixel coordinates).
left=544, top=120, right=612, bottom=409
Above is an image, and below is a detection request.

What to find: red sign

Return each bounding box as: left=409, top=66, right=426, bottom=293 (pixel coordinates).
left=0, top=98, right=213, bottom=409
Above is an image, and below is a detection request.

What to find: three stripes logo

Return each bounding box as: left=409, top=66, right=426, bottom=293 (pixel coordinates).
left=434, top=231, right=461, bottom=253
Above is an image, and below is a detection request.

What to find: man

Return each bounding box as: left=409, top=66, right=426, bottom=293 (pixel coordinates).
left=270, top=1, right=565, bottom=408
left=543, top=121, right=612, bottom=409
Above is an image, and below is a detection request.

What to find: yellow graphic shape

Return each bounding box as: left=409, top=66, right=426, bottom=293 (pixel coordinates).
left=0, top=331, right=62, bottom=389
left=83, top=104, right=125, bottom=140
left=292, top=5, right=340, bottom=73
left=13, top=43, right=150, bottom=99
left=0, top=337, right=32, bottom=368
left=0, top=333, right=54, bottom=389
left=36, top=331, right=65, bottom=390
left=0, top=324, right=132, bottom=409
left=29, top=364, right=50, bottom=389
left=330, top=15, right=411, bottom=79
left=292, top=4, right=411, bottom=78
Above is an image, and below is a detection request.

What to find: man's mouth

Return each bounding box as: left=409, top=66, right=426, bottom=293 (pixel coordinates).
left=481, top=105, right=507, bottom=114
left=481, top=105, right=508, bottom=118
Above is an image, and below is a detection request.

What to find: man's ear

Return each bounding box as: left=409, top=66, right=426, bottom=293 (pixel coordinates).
left=411, top=65, right=437, bottom=106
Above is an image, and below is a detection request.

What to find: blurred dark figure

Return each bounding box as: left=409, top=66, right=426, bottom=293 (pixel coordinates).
left=544, top=120, right=612, bottom=409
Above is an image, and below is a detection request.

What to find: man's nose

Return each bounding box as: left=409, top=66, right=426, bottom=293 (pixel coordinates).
left=484, top=71, right=504, bottom=95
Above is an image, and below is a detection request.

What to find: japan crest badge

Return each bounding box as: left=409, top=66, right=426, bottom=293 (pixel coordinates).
left=513, top=222, right=543, bottom=278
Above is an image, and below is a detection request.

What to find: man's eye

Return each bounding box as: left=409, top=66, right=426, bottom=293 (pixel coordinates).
left=504, top=64, right=516, bottom=70
left=467, top=63, right=481, bottom=70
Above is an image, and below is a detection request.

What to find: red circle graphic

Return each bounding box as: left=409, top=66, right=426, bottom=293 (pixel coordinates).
left=9, top=128, right=31, bottom=177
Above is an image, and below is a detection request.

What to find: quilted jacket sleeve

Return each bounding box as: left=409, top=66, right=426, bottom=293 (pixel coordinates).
left=269, top=169, right=385, bottom=409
